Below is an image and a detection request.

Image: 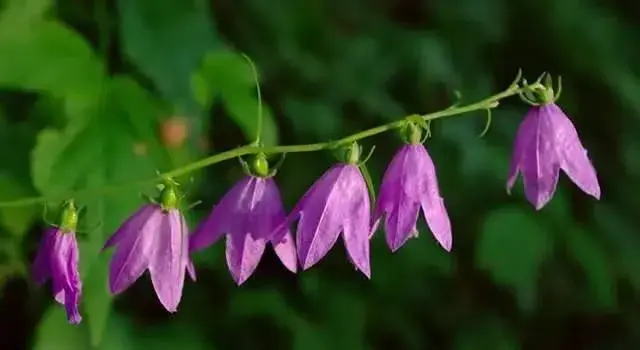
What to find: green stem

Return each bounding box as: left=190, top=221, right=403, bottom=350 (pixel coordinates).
left=0, top=82, right=526, bottom=208
left=240, top=53, right=263, bottom=145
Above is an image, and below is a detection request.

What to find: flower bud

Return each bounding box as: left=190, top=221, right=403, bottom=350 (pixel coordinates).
left=59, top=199, right=78, bottom=233
left=159, top=177, right=180, bottom=210
left=345, top=142, right=361, bottom=164
left=252, top=153, right=270, bottom=177
left=403, top=121, right=422, bottom=145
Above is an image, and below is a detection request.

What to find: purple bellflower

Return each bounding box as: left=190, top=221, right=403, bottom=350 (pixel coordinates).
left=190, top=153, right=297, bottom=285
left=277, top=142, right=372, bottom=277
left=33, top=199, right=82, bottom=324
left=103, top=177, right=196, bottom=313
left=373, top=123, right=452, bottom=252
left=507, top=76, right=601, bottom=209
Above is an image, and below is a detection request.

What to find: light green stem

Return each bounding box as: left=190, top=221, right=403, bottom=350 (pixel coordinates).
left=0, top=81, right=526, bottom=208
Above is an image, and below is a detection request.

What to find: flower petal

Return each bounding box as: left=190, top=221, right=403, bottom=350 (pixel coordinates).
left=546, top=104, right=601, bottom=200
left=109, top=206, right=163, bottom=294
left=294, top=165, right=345, bottom=270
left=190, top=177, right=253, bottom=252
left=186, top=261, right=197, bottom=281
left=149, top=210, right=187, bottom=312
left=33, top=228, right=56, bottom=285
left=103, top=204, right=156, bottom=251
left=409, top=145, right=453, bottom=251
left=271, top=231, right=297, bottom=273
left=340, top=165, right=372, bottom=277
left=50, top=231, right=82, bottom=324
left=507, top=107, right=539, bottom=193
left=63, top=233, right=82, bottom=324
left=421, top=199, right=452, bottom=252
left=384, top=200, right=420, bottom=252
left=225, top=229, right=267, bottom=285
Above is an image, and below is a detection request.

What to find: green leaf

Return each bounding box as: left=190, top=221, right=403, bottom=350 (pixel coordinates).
left=0, top=19, right=104, bottom=117
left=593, top=205, right=640, bottom=290
left=228, top=288, right=298, bottom=328
left=192, top=50, right=279, bottom=146
left=478, top=206, right=553, bottom=311
left=34, top=308, right=86, bottom=350
left=34, top=307, right=134, bottom=350
left=453, top=316, right=520, bottom=350
left=564, top=228, right=617, bottom=310
left=2, top=0, right=52, bottom=19
left=31, top=77, right=165, bottom=346
left=117, top=0, right=220, bottom=115
left=0, top=173, right=38, bottom=236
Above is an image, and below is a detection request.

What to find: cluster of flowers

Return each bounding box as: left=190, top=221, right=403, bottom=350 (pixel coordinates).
left=32, top=78, right=600, bottom=324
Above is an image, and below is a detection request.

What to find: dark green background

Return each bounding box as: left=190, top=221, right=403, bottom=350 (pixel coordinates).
left=0, top=0, right=638, bottom=349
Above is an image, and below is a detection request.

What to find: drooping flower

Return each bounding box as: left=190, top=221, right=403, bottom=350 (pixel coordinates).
left=373, top=122, right=452, bottom=252
left=507, top=77, right=600, bottom=209
left=33, top=199, right=82, bottom=324
left=277, top=142, right=371, bottom=277
left=103, top=177, right=196, bottom=312
left=190, top=153, right=297, bottom=285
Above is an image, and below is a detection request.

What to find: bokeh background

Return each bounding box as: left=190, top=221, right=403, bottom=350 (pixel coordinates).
left=0, top=0, right=639, bottom=349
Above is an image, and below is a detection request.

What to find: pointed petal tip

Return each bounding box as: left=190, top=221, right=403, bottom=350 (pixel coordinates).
left=68, top=315, right=82, bottom=325
left=187, top=261, right=197, bottom=281
left=232, top=274, right=251, bottom=286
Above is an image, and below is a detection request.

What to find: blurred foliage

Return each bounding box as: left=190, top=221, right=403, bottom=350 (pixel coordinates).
left=0, top=0, right=639, bottom=349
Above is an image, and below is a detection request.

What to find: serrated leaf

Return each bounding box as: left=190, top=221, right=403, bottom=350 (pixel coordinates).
left=118, top=0, right=220, bottom=115
left=31, top=77, right=165, bottom=346
left=0, top=173, right=38, bottom=236
left=564, top=228, right=617, bottom=310
left=478, top=206, right=553, bottom=311
left=191, top=50, right=279, bottom=146
left=0, top=19, right=104, bottom=118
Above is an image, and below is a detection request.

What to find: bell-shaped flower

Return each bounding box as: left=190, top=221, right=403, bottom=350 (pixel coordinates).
left=190, top=154, right=296, bottom=285
left=373, top=123, right=452, bottom=252
left=33, top=199, right=82, bottom=324
left=508, top=76, right=600, bottom=209
left=277, top=142, right=371, bottom=277
left=102, top=177, right=196, bottom=313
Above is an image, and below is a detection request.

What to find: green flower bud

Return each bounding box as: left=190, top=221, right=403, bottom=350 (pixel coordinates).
left=345, top=142, right=361, bottom=164
left=59, top=199, right=79, bottom=233
left=252, top=153, right=270, bottom=177
left=405, top=122, right=422, bottom=145
left=159, top=177, right=180, bottom=211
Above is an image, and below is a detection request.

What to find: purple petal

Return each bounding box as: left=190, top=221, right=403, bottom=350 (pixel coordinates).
left=507, top=107, right=539, bottom=193
left=103, top=204, right=156, bottom=251
left=271, top=231, right=297, bottom=273
left=50, top=231, right=83, bottom=324
left=225, top=229, right=267, bottom=285
left=293, top=165, right=345, bottom=270
left=411, top=145, right=452, bottom=251
left=33, top=228, right=56, bottom=285
left=510, top=106, right=562, bottom=209
left=546, top=104, right=601, bottom=200
left=187, top=261, right=197, bottom=281
left=384, top=200, right=420, bottom=252
left=375, top=145, right=421, bottom=252
left=339, top=165, right=372, bottom=278
left=252, top=177, right=297, bottom=273
left=190, top=177, right=253, bottom=252
left=109, top=206, right=163, bottom=294
left=149, top=210, right=187, bottom=312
